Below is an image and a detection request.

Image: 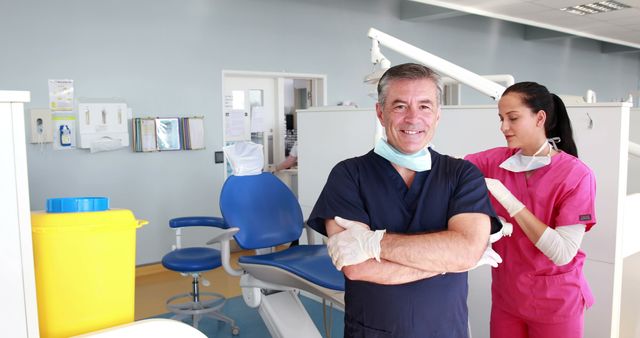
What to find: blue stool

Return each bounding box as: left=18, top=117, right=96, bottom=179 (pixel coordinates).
left=161, top=217, right=239, bottom=335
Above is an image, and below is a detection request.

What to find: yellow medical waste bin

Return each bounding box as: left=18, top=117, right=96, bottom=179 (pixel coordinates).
left=31, top=197, right=146, bottom=338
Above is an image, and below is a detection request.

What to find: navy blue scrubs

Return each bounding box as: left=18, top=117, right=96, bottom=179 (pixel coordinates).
left=308, top=149, right=499, bottom=338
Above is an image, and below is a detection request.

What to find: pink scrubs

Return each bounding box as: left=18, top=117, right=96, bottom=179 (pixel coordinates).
left=466, top=147, right=596, bottom=338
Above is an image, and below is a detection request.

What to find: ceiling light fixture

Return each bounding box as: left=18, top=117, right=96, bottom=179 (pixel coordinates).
left=561, top=1, right=631, bottom=15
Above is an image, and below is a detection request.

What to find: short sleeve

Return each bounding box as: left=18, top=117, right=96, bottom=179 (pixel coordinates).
left=464, top=152, right=489, bottom=173
left=464, top=147, right=511, bottom=177
left=447, top=160, right=502, bottom=234
left=555, top=171, right=597, bottom=231
left=306, top=161, right=370, bottom=236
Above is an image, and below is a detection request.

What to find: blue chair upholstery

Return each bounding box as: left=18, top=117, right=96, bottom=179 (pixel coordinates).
left=160, top=218, right=239, bottom=335
left=219, top=173, right=345, bottom=295
left=238, top=245, right=343, bottom=291
left=220, top=173, right=303, bottom=249
left=162, top=247, right=221, bottom=272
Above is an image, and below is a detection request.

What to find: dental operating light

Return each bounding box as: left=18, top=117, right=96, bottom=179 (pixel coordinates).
left=364, top=39, right=391, bottom=85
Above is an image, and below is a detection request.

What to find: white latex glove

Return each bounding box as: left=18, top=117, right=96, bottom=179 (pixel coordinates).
left=489, top=216, right=514, bottom=244
left=485, top=178, right=525, bottom=217
left=472, top=245, right=503, bottom=269
left=327, top=216, right=386, bottom=270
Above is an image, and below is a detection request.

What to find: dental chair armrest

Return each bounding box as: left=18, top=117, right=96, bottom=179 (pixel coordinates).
left=169, top=216, right=228, bottom=229
left=206, top=227, right=239, bottom=244
left=206, top=227, right=244, bottom=277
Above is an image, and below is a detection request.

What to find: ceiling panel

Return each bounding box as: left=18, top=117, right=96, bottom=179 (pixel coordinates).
left=588, top=7, right=640, bottom=20
left=479, top=2, right=549, bottom=15
left=409, top=0, right=640, bottom=49
left=528, top=0, right=591, bottom=8
left=614, top=12, right=640, bottom=24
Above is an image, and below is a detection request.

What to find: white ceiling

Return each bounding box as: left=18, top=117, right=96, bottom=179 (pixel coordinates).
left=408, top=0, right=640, bottom=51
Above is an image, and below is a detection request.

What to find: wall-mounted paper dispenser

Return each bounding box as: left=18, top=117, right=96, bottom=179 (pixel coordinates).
left=77, top=98, right=130, bottom=151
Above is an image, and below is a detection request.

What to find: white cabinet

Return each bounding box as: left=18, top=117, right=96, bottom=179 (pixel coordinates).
left=0, top=91, right=39, bottom=337
left=296, top=106, right=378, bottom=244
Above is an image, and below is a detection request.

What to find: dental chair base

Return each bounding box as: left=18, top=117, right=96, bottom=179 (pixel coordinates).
left=233, top=246, right=344, bottom=338
left=238, top=272, right=342, bottom=338
left=258, top=290, right=322, bottom=338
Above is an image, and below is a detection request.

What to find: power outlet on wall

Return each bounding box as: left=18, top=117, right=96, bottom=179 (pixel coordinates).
left=30, top=108, right=53, bottom=143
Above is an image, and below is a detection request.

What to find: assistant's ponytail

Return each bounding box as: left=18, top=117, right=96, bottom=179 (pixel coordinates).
left=548, top=94, right=578, bottom=157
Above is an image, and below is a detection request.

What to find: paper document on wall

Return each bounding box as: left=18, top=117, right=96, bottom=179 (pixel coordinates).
left=224, top=95, right=234, bottom=110
left=48, top=79, right=74, bottom=112
left=188, top=118, right=205, bottom=149
left=140, top=119, right=157, bottom=152
left=225, top=110, right=250, bottom=141
left=156, top=118, right=181, bottom=151
left=181, top=117, right=205, bottom=150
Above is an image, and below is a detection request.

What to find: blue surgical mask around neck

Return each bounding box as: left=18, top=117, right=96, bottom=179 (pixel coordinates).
left=374, top=138, right=431, bottom=172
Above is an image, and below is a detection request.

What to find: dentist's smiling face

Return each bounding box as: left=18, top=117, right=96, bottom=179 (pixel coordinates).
left=376, top=78, right=441, bottom=154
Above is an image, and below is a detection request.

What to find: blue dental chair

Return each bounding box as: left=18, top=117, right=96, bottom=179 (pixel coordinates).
left=174, top=172, right=345, bottom=338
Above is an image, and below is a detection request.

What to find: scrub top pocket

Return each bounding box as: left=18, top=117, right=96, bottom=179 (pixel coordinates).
left=530, top=267, right=584, bottom=323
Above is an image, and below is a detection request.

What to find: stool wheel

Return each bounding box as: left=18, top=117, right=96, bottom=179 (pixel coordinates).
left=232, top=326, right=240, bottom=335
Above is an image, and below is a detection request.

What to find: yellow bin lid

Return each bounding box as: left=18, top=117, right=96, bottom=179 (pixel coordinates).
left=32, top=197, right=146, bottom=233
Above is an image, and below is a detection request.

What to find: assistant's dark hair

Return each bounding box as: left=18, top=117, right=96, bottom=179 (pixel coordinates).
left=503, top=81, right=578, bottom=157
left=377, top=63, right=443, bottom=106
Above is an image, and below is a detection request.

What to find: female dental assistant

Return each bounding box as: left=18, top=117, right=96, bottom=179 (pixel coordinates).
left=465, top=82, right=596, bottom=338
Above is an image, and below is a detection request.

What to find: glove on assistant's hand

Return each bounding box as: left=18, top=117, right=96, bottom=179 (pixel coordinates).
left=489, top=216, right=514, bottom=244
left=327, top=216, right=385, bottom=270
left=471, top=245, right=503, bottom=270
left=485, top=178, right=525, bottom=217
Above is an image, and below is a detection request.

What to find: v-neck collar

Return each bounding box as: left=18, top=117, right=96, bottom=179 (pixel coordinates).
left=514, top=151, right=563, bottom=206
left=371, top=150, right=432, bottom=207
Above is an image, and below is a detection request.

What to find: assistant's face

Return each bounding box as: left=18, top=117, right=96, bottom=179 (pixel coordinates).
left=376, top=78, right=441, bottom=154
left=498, top=93, right=546, bottom=155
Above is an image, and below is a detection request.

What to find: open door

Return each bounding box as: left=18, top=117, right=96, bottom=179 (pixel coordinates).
left=221, top=71, right=326, bottom=196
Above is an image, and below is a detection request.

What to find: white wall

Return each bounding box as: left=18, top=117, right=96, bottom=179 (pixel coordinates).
left=1, top=0, right=639, bottom=264
left=629, top=108, right=640, bottom=194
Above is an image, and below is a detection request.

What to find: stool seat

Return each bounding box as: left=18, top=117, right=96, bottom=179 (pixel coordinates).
left=162, top=247, right=222, bottom=272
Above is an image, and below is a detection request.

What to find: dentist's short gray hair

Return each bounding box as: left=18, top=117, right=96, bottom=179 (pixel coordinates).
left=377, top=63, right=443, bottom=107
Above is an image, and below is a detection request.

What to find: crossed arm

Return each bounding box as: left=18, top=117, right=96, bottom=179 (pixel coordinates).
left=325, top=212, right=490, bottom=285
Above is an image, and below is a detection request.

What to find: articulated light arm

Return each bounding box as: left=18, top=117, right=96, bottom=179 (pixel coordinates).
left=367, top=27, right=506, bottom=100
left=367, top=27, right=640, bottom=157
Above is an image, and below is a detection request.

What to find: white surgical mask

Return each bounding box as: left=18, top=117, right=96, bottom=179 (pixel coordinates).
left=374, top=138, right=431, bottom=172
left=499, top=138, right=559, bottom=173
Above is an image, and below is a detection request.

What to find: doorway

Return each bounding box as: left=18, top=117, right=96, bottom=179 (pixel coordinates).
left=221, top=70, right=326, bottom=195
